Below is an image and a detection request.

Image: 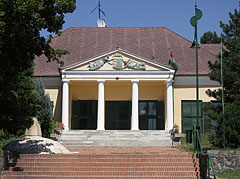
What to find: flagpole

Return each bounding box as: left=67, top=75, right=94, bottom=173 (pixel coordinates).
left=220, top=36, right=225, bottom=149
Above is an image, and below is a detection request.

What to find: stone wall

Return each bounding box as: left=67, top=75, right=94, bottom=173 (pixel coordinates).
left=208, top=150, right=240, bottom=173
left=0, top=155, right=3, bottom=176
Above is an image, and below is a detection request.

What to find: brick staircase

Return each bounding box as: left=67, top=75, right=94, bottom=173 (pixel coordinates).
left=2, top=149, right=200, bottom=178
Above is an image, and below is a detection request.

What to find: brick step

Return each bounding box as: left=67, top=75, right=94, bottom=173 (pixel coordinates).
left=8, top=166, right=199, bottom=172
left=2, top=176, right=200, bottom=179
left=10, top=158, right=197, bottom=163
left=9, top=161, right=199, bottom=167
left=19, top=153, right=194, bottom=159
left=3, top=171, right=199, bottom=177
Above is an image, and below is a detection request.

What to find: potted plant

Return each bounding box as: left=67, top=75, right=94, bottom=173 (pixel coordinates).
left=54, top=122, right=64, bottom=135
left=170, top=125, right=181, bottom=142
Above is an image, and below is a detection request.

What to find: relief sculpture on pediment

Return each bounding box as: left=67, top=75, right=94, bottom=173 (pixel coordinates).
left=88, top=55, right=146, bottom=71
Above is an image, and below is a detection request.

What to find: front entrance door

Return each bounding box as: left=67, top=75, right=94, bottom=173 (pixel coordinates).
left=71, top=100, right=97, bottom=129
left=139, top=101, right=165, bottom=130
left=105, top=101, right=131, bottom=130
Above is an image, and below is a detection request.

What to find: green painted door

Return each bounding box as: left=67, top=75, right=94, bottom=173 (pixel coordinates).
left=105, top=101, right=131, bottom=130
left=181, top=100, right=202, bottom=133
left=139, top=101, right=164, bottom=130
left=71, top=100, right=97, bottom=129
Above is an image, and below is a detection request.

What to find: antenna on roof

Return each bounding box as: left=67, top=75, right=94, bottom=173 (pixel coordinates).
left=91, top=0, right=107, bottom=27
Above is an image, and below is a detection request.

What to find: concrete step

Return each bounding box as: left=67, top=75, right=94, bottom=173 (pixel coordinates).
left=59, top=130, right=173, bottom=146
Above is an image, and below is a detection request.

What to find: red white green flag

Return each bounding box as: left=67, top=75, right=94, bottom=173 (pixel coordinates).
left=168, top=51, right=178, bottom=71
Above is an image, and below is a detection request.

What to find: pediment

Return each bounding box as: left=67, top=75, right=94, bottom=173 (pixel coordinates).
left=63, top=49, right=172, bottom=72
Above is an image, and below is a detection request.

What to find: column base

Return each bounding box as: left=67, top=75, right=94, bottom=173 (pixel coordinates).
left=131, top=128, right=139, bottom=130
left=96, top=128, right=105, bottom=130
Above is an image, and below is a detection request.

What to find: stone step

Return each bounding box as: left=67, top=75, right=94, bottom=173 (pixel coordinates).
left=61, top=130, right=170, bottom=135
left=58, top=130, right=173, bottom=146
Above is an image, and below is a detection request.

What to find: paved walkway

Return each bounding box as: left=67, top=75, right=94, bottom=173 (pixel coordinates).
left=67, top=146, right=184, bottom=155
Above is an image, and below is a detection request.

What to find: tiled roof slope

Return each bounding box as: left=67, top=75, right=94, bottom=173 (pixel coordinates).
left=34, top=27, right=218, bottom=76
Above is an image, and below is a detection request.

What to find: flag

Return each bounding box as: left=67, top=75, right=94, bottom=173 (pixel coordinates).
left=168, top=51, right=178, bottom=71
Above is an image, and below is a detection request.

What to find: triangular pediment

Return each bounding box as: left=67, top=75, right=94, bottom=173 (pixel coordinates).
left=63, top=49, right=172, bottom=72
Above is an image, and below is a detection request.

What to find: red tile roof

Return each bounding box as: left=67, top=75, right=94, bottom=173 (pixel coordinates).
left=34, top=27, right=218, bottom=76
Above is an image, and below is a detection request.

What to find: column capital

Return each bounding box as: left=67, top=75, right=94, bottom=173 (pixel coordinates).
left=97, top=79, right=106, bottom=83
left=131, top=80, right=139, bottom=83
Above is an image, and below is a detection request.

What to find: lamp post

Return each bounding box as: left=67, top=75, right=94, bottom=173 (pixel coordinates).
left=190, top=4, right=202, bottom=153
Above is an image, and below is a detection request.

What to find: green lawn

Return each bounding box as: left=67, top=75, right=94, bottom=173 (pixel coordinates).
left=217, top=169, right=240, bottom=179
left=177, top=133, right=212, bottom=153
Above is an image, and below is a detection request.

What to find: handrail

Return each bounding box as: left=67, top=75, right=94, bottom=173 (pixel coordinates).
left=194, top=129, right=217, bottom=179
left=208, top=154, right=217, bottom=179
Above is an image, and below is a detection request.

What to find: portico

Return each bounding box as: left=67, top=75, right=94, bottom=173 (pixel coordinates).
left=61, top=49, right=175, bottom=131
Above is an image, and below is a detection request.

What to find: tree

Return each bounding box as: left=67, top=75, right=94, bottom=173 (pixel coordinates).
left=206, top=9, right=240, bottom=148
left=200, top=31, right=221, bottom=44
left=35, top=80, right=54, bottom=138
left=0, top=0, right=76, bottom=135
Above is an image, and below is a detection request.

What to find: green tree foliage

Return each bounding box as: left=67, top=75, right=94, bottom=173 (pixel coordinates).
left=0, top=0, right=76, bottom=135
left=200, top=31, right=221, bottom=44
left=35, top=80, right=54, bottom=138
left=206, top=9, right=240, bottom=148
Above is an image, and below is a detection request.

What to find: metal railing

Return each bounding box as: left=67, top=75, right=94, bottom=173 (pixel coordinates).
left=194, top=128, right=217, bottom=179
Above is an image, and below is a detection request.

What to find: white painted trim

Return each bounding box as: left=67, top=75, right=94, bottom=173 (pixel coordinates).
left=62, top=48, right=174, bottom=72
left=61, top=71, right=175, bottom=81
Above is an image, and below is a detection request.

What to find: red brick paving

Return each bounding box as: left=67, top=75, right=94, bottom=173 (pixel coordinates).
left=67, top=146, right=185, bottom=154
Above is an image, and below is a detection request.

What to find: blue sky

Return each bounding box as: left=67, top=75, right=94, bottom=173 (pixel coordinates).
left=44, top=0, right=238, bottom=41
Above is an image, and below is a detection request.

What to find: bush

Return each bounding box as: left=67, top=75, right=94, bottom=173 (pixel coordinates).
left=35, top=80, right=54, bottom=138
left=209, top=101, right=240, bottom=148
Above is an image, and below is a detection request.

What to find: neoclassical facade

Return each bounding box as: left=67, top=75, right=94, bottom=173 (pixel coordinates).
left=60, top=49, right=175, bottom=131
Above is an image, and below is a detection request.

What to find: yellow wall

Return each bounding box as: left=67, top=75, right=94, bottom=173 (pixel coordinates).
left=45, top=87, right=62, bottom=122
left=139, top=81, right=165, bottom=101
left=71, top=81, right=98, bottom=100
left=105, top=81, right=132, bottom=101
left=174, top=87, right=219, bottom=133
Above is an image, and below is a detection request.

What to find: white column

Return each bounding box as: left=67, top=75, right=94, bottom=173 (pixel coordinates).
left=62, top=80, right=70, bottom=130
left=131, top=80, right=139, bottom=130
left=97, top=80, right=105, bottom=130
left=166, top=80, right=174, bottom=130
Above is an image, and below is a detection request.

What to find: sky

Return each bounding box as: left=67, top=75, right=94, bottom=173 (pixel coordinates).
left=43, top=0, right=238, bottom=41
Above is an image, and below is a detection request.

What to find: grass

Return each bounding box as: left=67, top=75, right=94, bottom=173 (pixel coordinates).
left=177, top=133, right=212, bottom=153
left=217, top=169, right=240, bottom=179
